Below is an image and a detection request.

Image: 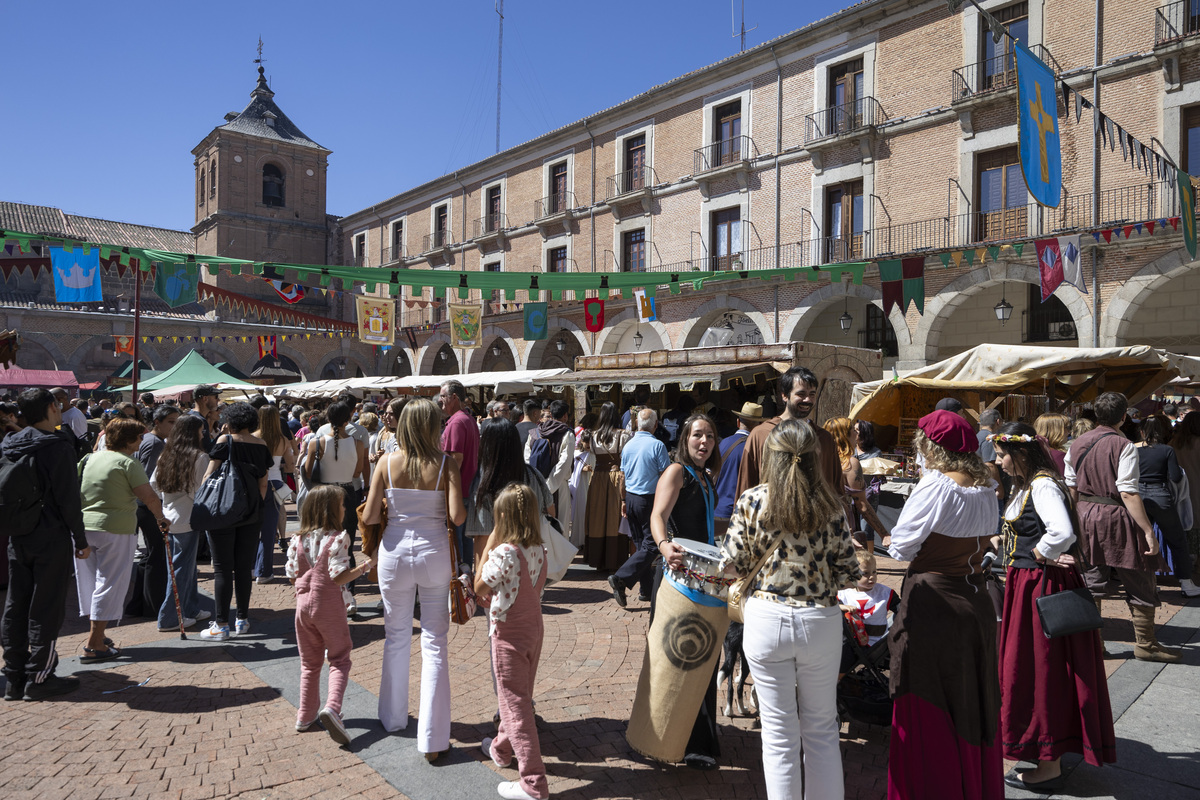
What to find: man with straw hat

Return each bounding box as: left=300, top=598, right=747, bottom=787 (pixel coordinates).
left=713, top=402, right=764, bottom=541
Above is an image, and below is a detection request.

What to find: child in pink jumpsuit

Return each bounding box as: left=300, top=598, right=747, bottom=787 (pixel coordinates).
left=286, top=485, right=372, bottom=746
left=475, top=484, right=550, bottom=800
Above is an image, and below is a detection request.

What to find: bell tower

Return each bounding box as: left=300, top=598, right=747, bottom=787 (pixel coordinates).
left=191, top=54, right=331, bottom=297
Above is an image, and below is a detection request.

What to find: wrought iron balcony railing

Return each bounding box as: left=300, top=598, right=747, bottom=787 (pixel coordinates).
left=693, top=135, right=755, bottom=174
left=1156, top=0, right=1200, bottom=45
left=606, top=165, right=658, bottom=199
left=804, top=98, right=885, bottom=144
left=422, top=230, right=451, bottom=252
left=381, top=245, right=405, bottom=264
left=473, top=213, right=508, bottom=238
left=535, top=191, right=576, bottom=219
left=952, top=44, right=1059, bottom=103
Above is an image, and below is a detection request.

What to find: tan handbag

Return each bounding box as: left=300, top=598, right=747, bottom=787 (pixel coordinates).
left=727, top=530, right=787, bottom=624
left=443, top=463, right=476, bottom=625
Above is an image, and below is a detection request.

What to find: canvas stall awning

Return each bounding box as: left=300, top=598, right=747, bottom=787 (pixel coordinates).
left=269, top=369, right=572, bottom=400
left=534, top=362, right=777, bottom=393
left=132, top=351, right=261, bottom=395
left=850, top=344, right=1200, bottom=428
left=0, top=365, right=78, bottom=390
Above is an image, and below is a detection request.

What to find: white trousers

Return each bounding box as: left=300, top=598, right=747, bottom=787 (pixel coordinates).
left=743, top=597, right=844, bottom=800
left=75, top=530, right=137, bottom=622
left=376, top=524, right=452, bottom=754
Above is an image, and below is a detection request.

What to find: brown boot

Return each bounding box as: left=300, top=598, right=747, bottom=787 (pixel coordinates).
left=1130, top=604, right=1182, bottom=663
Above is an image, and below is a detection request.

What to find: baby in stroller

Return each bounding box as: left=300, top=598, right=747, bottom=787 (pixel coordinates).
left=836, top=550, right=899, bottom=727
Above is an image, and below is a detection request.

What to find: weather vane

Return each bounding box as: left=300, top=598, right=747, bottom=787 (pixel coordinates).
left=255, top=36, right=265, bottom=66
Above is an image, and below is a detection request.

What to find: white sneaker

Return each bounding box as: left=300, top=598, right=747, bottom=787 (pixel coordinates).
left=158, top=617, right=195, bottom=632
left=295, top=717, right=319, bottom=732
left=497, top=781, right=539, bottom=800
left=193, top=610, right=212, bottom=623
left=319, top=707, right=350, bottom=746
left=234, top=618, right=251, bottom=636
left=1181, top=579, right=1200, bottom=598
left=199, top=622, right=229, bottom=641
left=255, top=576, right=271, bottom=585
left=346, top=601, right=358, bottom=617
left=481, top=736, right=511, bottom=768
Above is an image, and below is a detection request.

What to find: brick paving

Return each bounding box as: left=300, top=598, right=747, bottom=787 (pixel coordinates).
left=0, top=523, right=1191, bottom=800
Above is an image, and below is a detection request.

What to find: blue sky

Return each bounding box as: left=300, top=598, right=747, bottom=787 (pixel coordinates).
left=4, top=0, right=848, bottom=232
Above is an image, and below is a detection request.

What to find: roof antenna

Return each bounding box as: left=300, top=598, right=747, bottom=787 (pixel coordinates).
left=495, top=1, right=504, bottom=154
left=732, top=0, right=757, bottom=52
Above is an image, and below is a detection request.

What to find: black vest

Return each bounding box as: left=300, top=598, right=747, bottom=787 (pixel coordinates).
left=1000, top=476, right=1055, bottom=569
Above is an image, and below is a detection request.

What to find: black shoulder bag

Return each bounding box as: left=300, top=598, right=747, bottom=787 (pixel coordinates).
left=191, top=436, right=251, bottom=531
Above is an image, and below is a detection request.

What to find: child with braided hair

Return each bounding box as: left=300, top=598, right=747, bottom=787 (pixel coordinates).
left=474, top=483, right=550, bottom=800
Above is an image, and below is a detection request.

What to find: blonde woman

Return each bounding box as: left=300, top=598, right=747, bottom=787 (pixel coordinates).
left=720, top=419, right=860, bottom=800
left=823, top=416, right=889, bottom=548
left=363, top=398, right=466, bottom=761
left=254, top=406, right=296, bottom=584
left=1033, top=412, right=1071, bottom=476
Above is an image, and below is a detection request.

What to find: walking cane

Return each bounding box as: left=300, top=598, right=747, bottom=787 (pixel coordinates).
left=163, top=528, right=187, bottom=640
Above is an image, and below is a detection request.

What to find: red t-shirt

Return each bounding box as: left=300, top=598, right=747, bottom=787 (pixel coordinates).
left=441, top=409, right=480, bottom=489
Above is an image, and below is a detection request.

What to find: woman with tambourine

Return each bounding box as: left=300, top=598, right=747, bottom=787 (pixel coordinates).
left=990, top=422, right=1116, bottom=793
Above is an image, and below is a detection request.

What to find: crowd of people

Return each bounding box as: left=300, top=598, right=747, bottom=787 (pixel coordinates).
left=1, top=373, right=1197, bottom=800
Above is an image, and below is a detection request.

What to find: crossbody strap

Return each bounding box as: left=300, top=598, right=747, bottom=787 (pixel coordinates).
left=742, top=529, right=787, bottom=591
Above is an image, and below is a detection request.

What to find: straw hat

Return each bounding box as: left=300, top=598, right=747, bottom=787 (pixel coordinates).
left=732, top=401, right=765, bottom=424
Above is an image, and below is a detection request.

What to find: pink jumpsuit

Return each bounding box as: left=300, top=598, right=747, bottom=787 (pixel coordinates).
left=491, top=545, right=549, bottom=799
left=294, top=534, right=353, bottom=726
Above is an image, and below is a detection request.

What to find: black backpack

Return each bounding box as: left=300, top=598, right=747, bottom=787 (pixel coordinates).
left=527, top=432, right=555, bottom=480
left=0, top=449, right=44, bottom=537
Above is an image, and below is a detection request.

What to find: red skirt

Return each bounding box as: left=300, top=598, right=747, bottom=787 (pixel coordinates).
left=999, top=565, right=1117, bottom=766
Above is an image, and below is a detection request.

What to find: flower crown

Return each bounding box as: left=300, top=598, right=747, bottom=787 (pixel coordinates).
left=987, top=433, right=1036, bottom=443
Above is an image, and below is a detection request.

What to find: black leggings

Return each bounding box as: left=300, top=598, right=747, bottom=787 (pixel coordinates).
left=208, top=521, right=259, bottom=625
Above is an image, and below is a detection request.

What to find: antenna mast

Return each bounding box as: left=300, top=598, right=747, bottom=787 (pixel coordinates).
left=732, top=0, right=757, bottom=52
left=495, top=1, right=504, bottom=153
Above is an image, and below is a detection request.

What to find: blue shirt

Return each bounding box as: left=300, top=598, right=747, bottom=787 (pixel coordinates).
left=714, top=430, right=749, bottom=519
left=621, top=431, right=671, bottom=495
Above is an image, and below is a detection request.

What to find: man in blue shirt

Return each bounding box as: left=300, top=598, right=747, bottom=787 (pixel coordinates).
left=608, top=408, right=671, bottom=607
left=712, top=401, right=763, bottom=541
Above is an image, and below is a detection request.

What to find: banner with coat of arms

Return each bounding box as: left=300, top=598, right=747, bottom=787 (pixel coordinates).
left=449, top=303, right=483, bottom=348
left=355, top=295, right=395, bottom=346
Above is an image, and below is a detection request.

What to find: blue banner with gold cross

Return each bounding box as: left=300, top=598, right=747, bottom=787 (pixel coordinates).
left=1015, top=42, right=1061, bottom=208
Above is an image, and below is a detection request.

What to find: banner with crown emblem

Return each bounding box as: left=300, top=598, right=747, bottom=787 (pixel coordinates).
left=355, top=295, right=394, bottom=346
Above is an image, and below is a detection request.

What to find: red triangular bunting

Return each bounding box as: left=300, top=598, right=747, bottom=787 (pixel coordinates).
left=1146, top=221, right=1156, bottom=234
left=1170, top=217, right=1180, bottom=231
left=1123, top=225, right=1136, bottom=239
left=1101, top=229, right=1113, bottom=243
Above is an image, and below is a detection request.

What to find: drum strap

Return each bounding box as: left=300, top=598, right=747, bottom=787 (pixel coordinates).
left=684, top=466, right=715, bottom=545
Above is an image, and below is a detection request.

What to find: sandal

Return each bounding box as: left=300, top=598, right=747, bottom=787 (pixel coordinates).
left=81, top=646, right=121, bottom=664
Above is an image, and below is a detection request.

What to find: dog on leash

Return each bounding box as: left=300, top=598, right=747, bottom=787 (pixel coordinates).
left=717, top=622, right=758, bottom=717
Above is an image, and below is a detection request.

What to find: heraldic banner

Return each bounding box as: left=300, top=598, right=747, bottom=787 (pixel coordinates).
left=355, top=295, right=395, bottom=346
left=449, top=303, right=483, bottom=348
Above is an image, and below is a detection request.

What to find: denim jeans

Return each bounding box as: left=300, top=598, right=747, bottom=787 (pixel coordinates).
left=743, top=597, right=844, bottom=800
left=158, top=530, right=201, bottom=628
left=254, top=481, right=283, bottom=579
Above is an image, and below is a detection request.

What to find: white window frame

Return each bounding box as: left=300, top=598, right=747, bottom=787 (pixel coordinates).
left=429, top=197, right=454, bottom=246
left=957, top=127, right=1025, bottom=218
left=962, top=0, right=1044, bottom=69
left=542, top=150, right=576, bottom=209
left=542, top=234, right=573, bottom=273
left=810, top=161, right=871, bottom=249
left=813, top=41, right=876, bottom=115
left=352, top=230, right=368, bottom=264
left=479, top=176, right=507, bottom=230
left=699, top=194, right=751, bottom=267
left=388, top=214, right=406, bottom=261
left=701, top=83, right=753, bottom=151
left=613, top=120, right=655, bottom=182
left=612, top=221, right=651, bottom=273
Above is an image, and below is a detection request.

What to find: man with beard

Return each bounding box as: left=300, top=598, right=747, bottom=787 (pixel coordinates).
left=524, top=399, right=575, bottom=534
left=735, top=367, right=844, bottom=508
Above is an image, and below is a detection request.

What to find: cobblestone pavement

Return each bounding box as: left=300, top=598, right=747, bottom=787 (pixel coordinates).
left=0, top=520, right=1192, bottom=800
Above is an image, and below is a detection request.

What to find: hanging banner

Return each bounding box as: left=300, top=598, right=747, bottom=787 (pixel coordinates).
left=1015, top=42, right=1062, bottom=208
left=1057, top=235, right=1086, bottom=293
left=257, top=336, right=277, bottom=359
left=448, top=303, right=483, bottom=349
left=633, top=288, right=657, bottom=322
left=355, top=295, right=395, bottom=346
left=50, top=246, right=102, bottom=302
left=113, top=335, right=136, bottom=357
left=523, top=302, right=548, bottom=341
left=584, top=298, right=605, bottom=332
left=154, top=261, right=199, bottom=308
left=1180, top=167, right=1197, bottom=261
left=270, top=279, right=305, bottom=304
left=1035, top=239, right=1065, bottom=301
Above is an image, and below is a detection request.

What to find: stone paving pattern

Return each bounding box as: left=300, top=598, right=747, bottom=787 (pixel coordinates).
left=0, top=519, right=1192, bottom=800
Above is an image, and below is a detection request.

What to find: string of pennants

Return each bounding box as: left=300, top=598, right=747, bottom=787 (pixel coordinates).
left=1059, top=83, right=1178, bottom=188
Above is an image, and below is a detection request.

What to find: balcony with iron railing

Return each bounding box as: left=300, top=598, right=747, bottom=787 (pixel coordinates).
left=804, top=98, right=885, bottom=144
left=535, top=191, right=576, bottom=234
left=952, top=45, right=1058, bottom=104
left=607, top=165, right=658, bottom=200
left=422, top=230, right=452, bottom=254
left=381, top=245, right=405, bottom=265
left=473, top=213, right=508, bottom=250
left=693, top=136, right=756, bottom=197
left=1156, top=0, right=1200, bottom=45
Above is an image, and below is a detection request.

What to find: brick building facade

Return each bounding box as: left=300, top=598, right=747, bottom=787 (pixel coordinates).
left=338, top=0, right=1200, bottom=376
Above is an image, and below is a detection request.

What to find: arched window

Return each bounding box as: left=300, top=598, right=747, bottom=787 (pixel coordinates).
left=262, top=163, right=285, bottom=207
left=209, top=161, right=217, bottom=198
left=199, top=170, right=205, bottom=205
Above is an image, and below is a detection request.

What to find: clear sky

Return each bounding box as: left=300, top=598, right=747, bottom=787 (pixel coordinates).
left=4, top=0, right=849, bottom=233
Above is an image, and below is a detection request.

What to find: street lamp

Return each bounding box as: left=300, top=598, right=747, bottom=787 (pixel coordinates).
left=556, top=333, right=566, bottom=352
left=839, top=295, right=852, bottom=334
left=633, top=330, right=644, bottom=350
left=994, top=282, right=1013, bottom=325
left=439, top=349, right=447, bottom=362
left=492, top=343, right=501, bottom=356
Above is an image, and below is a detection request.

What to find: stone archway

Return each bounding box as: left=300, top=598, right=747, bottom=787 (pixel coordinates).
left=908, top=263, right=1093, bottom=364
left=781, top=282, right=911, bottom=349
left=15, top=334, right=67, bottom=371
left=525, top=318, right=589, bottom=370
left=467, top=326, right=521, bottom=372
left=417, top=333, right=460, bottom=376
left=679, top=294, right=774, bottom=348
left=595, top=306, right=670, bottom=354
left=384, top=347, right=414, bottom=378
left=1099, top=247, right=1194, bottom=347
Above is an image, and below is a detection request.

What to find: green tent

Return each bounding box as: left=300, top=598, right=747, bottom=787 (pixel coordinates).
left=134, top=350, right=261, bottom=394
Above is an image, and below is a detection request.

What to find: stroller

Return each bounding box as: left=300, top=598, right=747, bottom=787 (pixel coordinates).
left=835, top=614, right=893, bottom=728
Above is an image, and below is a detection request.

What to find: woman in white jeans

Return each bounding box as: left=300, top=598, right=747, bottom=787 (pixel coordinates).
left=720, top=419, right=861, bottom=800
left=362, top=398, right=466, bottom=761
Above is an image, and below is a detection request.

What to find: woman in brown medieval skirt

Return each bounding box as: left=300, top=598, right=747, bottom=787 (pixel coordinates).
left=584, top=402, right=630, bottom=570
left=992, top=422, right=1116, bottom=793
left=886, top=410, right=1002, bottom=800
